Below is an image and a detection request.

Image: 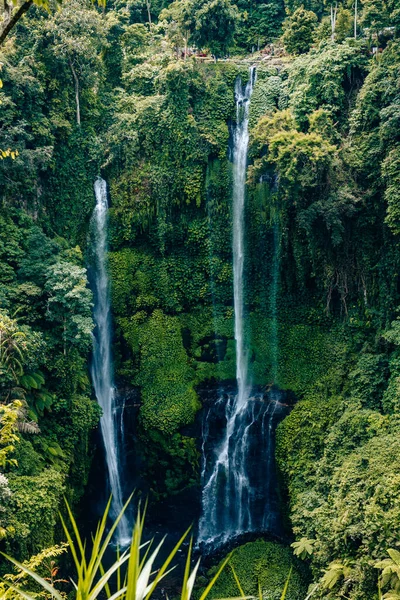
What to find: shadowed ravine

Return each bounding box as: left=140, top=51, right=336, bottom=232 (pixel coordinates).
left=89, top=73, right=287, bottom=552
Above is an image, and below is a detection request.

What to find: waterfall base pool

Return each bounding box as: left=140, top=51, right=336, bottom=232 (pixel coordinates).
left=197, top=386, right=291, bottom=548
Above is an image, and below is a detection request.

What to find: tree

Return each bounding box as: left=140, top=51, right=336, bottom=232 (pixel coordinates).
left=42, top=0, right=107, bottom=125
left=160, top=0, right=191, bottom=57
left=161, top=0, right=239, bottom=57
left=335, top=6, right=353, bottom=40
left=0, top=401, right=20, bottom=469
left=0, top=0, right=105, bottom=46
left=233, top=0, right=285, bottom=50
left=44, top=261, right=93, bottom=355
left=188, top=0, right=239, bottom=56
left=383, top=148, right=400, bottom=234
left=0, top=0, right=35, bottom=46
left=360, top=0, right=395, bottom=36
left=0, top=313, right=43, bottom=395
left=282, top=6, right=318, bottom=54
left=0, top=63, right=18, bottom=162
left=0, top=473, right=12, bottom=540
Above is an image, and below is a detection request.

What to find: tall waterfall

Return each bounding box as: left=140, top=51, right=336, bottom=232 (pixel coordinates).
left=198, top=68, right=286, bottom=547
left=90, top=177, right=130, bottom=545
left=233, top=67, right=255, bottom=408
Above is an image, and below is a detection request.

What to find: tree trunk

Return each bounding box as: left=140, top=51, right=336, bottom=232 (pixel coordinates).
left=69, top=60, right=81, bottom=126
left=146, top=0, right=151, bottom=28
left=330, top=3, right=338, bottom=41
left=2, top=0, right=12, bottom=30
left=354, top=0, right=357, bottom=39
left=0, top=0, right=33, bottom=45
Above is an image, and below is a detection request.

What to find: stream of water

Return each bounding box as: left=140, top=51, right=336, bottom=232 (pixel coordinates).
left=90, top=177, right=130, bottom=546
left=199, top=67, right=273, bottom=546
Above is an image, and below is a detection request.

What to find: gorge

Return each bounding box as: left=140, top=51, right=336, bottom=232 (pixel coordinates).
left=1, top=3, right=400, bottom=599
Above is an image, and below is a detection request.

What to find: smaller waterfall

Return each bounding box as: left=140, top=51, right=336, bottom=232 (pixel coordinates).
left=90, top=177, right=130, bottom=546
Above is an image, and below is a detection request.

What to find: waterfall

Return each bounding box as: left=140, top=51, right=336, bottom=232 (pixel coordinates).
left=90, top=177, right=130, bottom=546
left=232, top=67, right=256, bottom=408
left=198, top=68, right=286, bottom=547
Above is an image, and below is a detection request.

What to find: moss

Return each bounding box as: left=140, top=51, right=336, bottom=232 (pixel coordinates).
left=249, top=312, right=349, bottom=393
left=12, top=440, right=44, bottom=477
left=139, top=430, right=199, bottom=497
left=204, top=539, right=308, bottom=600
left=249, top=72, right=286, bottom=128
left=5, top=469, right=65, bottom=559
left=276, top=391, right=343, bottom=505
left=134, top=309, right=200, bottom=434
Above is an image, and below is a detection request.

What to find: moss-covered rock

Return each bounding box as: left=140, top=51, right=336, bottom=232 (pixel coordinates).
left=204, top=539, right=308, bottom=600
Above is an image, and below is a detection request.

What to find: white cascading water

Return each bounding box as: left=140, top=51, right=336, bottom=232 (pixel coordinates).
left=91, top=177, right=130, bottom=546
left=198, top=68, right=285, bottom=546
left=233, top=67, right=254, bottom=410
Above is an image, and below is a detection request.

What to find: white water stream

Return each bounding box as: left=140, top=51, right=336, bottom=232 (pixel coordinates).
left=91, top=177, right=130, bottom=546
left=199, top=67, right=270, bottom=546
left=232, top=67, right=256, bottom=408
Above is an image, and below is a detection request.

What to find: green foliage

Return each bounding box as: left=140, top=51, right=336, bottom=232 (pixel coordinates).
left=376, top=549, right=400, bottom=599
left=0, top=542, right=69, bottom=599
left=278, top=380, right=400, bottom=599
left=187, top=0, right=240, bottom=56
left=139, top=429, right=199, bottom=496
left=0, top=402, right=20, bottom=470
left=134, top=309, right=200, bottom=433
left=5, top=469, right=65, bottom=555
left=282, top=7, right=318, bottom=55
left=205, top=540, right=308, bottom=600
left=248, top=70, right=287, bottom=127
left=160, top=0, right=240, bottom=56
left=44, top=261, right=93, bottom=355
left=335, top=7, right=353, bottom=41
left=2, top=499, right=229, bottom=600
left=3, top=4, right=400, bottom=597
left=361, top=0, right=400, bottom=35
left=383, top=148, right=400, bottom=234
left=234, top=0, right=285, bottom=51
left=276, top=390, right=342, bottom=502
left=286, top=42, right=367, bottom=125
left=291, top=537, right=315, bottom=560
left=249, top=313, right=348, bottom=393
left=348, top=352, right=388, bottom=410
left=0, top=210, right=96, bottom=554
left=0, top=0, right=105, bottom=46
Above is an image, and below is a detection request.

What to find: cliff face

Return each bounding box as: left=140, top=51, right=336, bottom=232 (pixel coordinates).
left=102, top=59, right=349, bottom=497
left=2, top=9, right=400, bottom=595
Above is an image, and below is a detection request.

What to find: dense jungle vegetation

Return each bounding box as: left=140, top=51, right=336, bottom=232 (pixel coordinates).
left=1, top=0, right=400, bottom=595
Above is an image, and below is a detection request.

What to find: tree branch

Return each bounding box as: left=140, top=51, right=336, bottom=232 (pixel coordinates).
left=69, top=58, right=81, bottom=125
left=0, top=0, right=33, bottom=46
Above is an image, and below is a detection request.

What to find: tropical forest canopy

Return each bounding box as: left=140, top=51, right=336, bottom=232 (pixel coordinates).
left=1, top=0, right=400, bottom=596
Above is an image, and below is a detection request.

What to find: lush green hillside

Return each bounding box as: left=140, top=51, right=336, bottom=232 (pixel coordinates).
left=1, top=0, right=400, bottom=597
